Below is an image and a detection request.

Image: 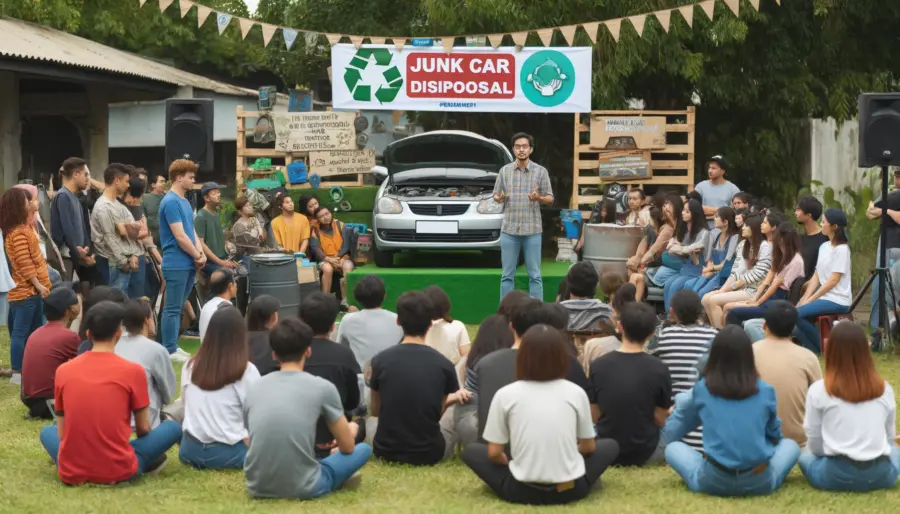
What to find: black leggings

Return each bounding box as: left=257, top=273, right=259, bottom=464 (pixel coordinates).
left=461, top=440, right=620, bottom=505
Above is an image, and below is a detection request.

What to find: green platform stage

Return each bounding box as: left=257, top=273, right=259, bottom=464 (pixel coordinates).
left=347, top=252, right=570, bottom=324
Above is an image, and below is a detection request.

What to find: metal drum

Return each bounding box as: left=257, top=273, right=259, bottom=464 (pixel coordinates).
left=582, top=224, right=645, bottom=278
left=249, top=253, right=301, bottom=320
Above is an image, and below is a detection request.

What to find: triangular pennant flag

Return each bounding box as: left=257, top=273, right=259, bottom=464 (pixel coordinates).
left=605, top=19, right=621, bottom=42
left=178, top=0, right=192, bottom=18
left=350, top=35, right=365, bottom=49
left=628, top=15, right=646, bottom=37
left=283, top=28, right=298, bottom=50
left=139, top=0, right=148, bottom=6
left=304, top=31, right=319, bottom=47
left=158, top=0, right=175, bottom=12
left=261, top=24, right=277, bottom=46
left=749, top=0, right=760, bottom=10
left=442, top=38, right=454, bottom=53
left=559, top=25, right=577, bottom=46
left=724, top=0, right=740, bottom=16
left=510, top=31, right=528, bottom=47
left=678, top=5, right=694, bottom=28
left=239, top=18, right=254, bottom=39
left=196, top=5, right=212, bottom=27
left=656, top=10, right=672, bottom=33
left=326, top=33, right=342, bottom=46
left=392, top=38, right=405, bottom=51
left=536, top=28, right=554, bottom=47
left=487, top=34, right=503, bottom=48
left=775, top=0, right=781, bottom=4
left=215, top=13, right=232, bottom=35
left=370, top=37, right=386, bottom=45
left=700, top=0, right=715, bottom=21
left=582, top=22, right=600, bottom=44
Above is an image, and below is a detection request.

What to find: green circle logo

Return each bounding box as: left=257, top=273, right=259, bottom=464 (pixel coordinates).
left=520, top=50, right=576, bottom=107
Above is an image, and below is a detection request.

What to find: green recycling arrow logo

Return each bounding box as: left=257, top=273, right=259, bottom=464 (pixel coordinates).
left=343, top=48, right=403, bottom=104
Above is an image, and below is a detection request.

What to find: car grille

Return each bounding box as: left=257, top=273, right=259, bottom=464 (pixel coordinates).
left=379, top=229, right=499, bottom=243
left=407, top=203, right=471, bottom=216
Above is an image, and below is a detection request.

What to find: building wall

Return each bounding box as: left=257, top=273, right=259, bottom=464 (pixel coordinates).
left=808, top=118, right=872, bottom=201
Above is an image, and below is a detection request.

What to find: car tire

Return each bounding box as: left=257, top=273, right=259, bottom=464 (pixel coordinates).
left=374, top=245, right=395, bottom=268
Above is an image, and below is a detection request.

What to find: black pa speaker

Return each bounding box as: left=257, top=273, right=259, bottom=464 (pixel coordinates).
left=165, top=99, right=214, bottom=172
left=859, top=93, right=900, bottom=167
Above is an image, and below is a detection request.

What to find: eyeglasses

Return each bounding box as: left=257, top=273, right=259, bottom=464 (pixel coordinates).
left=513, top=145, right=531, bottom=150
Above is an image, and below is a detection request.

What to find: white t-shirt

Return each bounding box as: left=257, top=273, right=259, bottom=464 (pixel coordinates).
left=804, top=380, right=895, bottom=461
left=815, top=243, right=852, bottom=306
left=424, top=319, right=471, bottom=365
left=483, top=379, right=596, bottom=484
left=182, top=361, right=261, bottom=444
left=198, top=296, right=231, bottom=342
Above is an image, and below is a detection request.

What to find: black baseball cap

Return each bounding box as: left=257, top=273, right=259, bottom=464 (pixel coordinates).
left=200, top=182, right=224, bottom=197
left=708, top=155, right=732, bottom=171
left=44, top=287, right=78, bottom=313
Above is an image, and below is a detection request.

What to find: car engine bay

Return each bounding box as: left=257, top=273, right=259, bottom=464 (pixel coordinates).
left=385, top=184, right=494, bottom=198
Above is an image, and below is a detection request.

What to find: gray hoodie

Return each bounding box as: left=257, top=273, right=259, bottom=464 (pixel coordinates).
left=560, top=298, right=614, bottom=332
left=115, top=332, right=177, bottom=429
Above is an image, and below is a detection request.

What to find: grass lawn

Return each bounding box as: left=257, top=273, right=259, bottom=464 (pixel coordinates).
left=3, top=328, right=900, bottom=513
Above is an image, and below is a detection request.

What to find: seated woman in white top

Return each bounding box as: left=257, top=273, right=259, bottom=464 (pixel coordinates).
left=461, top=324, right=619, bottom=505
left=179, top=306, right=260, bottom=469
left=423, top=285, right=470, bottom=364
left=800, top=322, right=900, bottom=492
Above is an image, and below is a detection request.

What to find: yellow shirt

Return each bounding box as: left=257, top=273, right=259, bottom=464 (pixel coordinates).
left=271, top=213, right=311, bottom=253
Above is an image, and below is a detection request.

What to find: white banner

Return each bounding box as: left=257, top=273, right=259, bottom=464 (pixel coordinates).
left=331, top=44, right=592, bottom=113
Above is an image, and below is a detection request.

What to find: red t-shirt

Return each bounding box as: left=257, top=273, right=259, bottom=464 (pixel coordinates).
left=21, top=322, right=80, bottom=399
left=54, top=352, right=149, bottom=485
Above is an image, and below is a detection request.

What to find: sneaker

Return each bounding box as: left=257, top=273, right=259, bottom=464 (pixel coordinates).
left=175, top=348, right=192, bottom=358
left=9, top=372, right=21, bottom=386
left=170, top=351, right=190, bottom=364
left=183, top=329, right=199, bottom=337
left=341, top=472, right=362, bottom=491
left=145, top=454, right=168, bottom=477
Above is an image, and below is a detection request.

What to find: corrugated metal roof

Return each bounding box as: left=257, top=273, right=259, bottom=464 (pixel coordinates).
left=0, top=17, right=258, bottom=97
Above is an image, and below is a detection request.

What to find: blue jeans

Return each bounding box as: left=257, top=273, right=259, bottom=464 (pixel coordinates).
left=665, top=438, right=800, bottom=496
left=647, top=266, right=680, bottom=289
left=724, top=290, right=789, bottom=327
left=500, top=233, right=542, bottom=300
left=40, top=420, right=182, bottom=482
left=127, top=256, right=146, bottom=299
left=310, top=443, right=373, bottom=498
left=794, top=300, right=850, bottom=354
left=8, top=295, right=44, bottom=372
left=663, top=263, right=703, bottom=312
left=108, top=265, right=133, bottom=295
left=179, top=432, right=247, bottom=469
left=799, top=448, right=900, bottom=492
left=744, top=318, right=766, bottom=343
left=94, top=255, right=110, bottom=285
left=161, top=267, right=196, bottom=354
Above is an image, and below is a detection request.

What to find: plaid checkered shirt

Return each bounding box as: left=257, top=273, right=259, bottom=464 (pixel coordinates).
left=493, top=160, right=553, bottom=236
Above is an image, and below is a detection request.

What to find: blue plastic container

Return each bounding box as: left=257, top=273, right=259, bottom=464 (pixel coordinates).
left=560, top=209, right=582, bottom=239
left=345, top=223, right=369, bottom=234
left=287, top=161, right=307, bottom=184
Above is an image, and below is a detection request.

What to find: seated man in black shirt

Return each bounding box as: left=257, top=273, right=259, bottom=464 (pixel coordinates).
left=590, top=302, right=672, bottom=466
left=298, top=293, right=362, bottom=457
left=474, top=299, right=597, bottom=444
left=369, top=291, right=468, bottom=465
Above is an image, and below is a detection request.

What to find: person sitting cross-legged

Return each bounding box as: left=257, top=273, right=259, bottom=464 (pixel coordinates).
left=559, top=263, right=614, bottom=333
left=462, top=324, right=620, bottom=505
left=39, top=301, right=182, bottom=485
left=244, top=317, right=372, bottom=500
left=335, top=275, right=403, bottom=371
left=309, top=206, right=355, bottom=309
left=198, top=268, right=237, bottom=342
left=661, top=326, right=801, bottom=497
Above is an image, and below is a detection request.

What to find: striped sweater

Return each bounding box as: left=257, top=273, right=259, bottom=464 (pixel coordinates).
left=730, top=240, right=772, bottom=294
left=5, top=225, right=51, bottom=302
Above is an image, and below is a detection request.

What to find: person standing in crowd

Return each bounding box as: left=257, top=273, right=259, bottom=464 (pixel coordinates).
left=1, top=188, right=52, bottom=385
left=90, top=164, right=143, bottom=294
left=14, top=183, right=64, bottom=285
left=198, top=269, right=237, bottom=342
left=865, top=169, right=900, bottom=343
left=50, top=157, right=96, bottom=288
left=143, top=174, right=168, bottom=249
left=21, top=287, right=81, bottom=418
left=694, top=156, right=741, bottom=228
left=39, top=301, right=182, bottom=485
left=272, top=194, right=311, bottom=254
left=461, top=324, right=620, bottom=506
left=335, top=275, right=403, bottom=370
left=243, top=317, right=372, bottom=500
left=661, top=326, right=800, bottom=496
left=493, top=132, right=554, bottom=301
left=794, top=208, right=853, bottom=354
left=245, top=294, right=281, bottom=377
left=196, top=182, right=235, bottom=277
left=310, top=206, right=355, bottom=308
left=121, top=177, right=161, bottom=300
left=158, top=159, right=205, bottom=363
left=800, top=323, right=900, bottom=492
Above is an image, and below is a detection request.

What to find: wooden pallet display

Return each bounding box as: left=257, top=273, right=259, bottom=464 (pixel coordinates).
left=571, top=108, right=696, bottom=214
left=235, top=106, right=365, bottom=189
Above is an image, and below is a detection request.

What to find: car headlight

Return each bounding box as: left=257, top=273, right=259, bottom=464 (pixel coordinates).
left=377, top=197, right=402, bottom=214
left=477, top=198, right=504, bottom=214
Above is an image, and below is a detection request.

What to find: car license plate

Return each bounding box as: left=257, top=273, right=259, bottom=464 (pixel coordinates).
left=416, top=221, right=459, bottom=234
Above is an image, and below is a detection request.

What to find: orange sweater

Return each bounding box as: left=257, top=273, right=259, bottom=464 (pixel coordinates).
left=6, top=225, right=51, bottom=302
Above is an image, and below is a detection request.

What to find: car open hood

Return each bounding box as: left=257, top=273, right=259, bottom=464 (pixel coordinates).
left=383, top=131, right=512, bottom=176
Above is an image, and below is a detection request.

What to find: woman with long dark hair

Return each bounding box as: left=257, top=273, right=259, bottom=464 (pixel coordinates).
left=180, top=306, right=260, bottom=469
left=423, top=285, right=470, bottom=364
left=800, top=323, right=900, bottom=491
left=702, top=214, right=771, bottom=328
left=660, top=200, right=710, bottom=312
left=793, top=208, right=852, bottom=353
left=661, top=326, right=800, bottom=496
left=298, top=195, right=320, bottom=230
left=629, top=195, right=682, bottom=301
left=462, top=324, right=620, bottom=505
left=684, top=207, right=740, bottom=298
left=1, top=188, right=51, bottom=385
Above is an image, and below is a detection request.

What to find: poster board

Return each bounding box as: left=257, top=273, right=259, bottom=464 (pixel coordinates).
left=589, top=115, right=667, bottom=150
left=274, top=112, right=357, bottom=152
left=598, top=150, right=653, bottom=182
left=310, top=150, right=377, bottom=177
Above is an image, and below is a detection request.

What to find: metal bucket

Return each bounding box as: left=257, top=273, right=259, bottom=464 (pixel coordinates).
left=249, top=253, right=301, bottom=320
left=582, top=224, right=644, bottom=278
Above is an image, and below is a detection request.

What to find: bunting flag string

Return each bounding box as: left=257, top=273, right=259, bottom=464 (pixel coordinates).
left=149, top=0, right=775, bottom=51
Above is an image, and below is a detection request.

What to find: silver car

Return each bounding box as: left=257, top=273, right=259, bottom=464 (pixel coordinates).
left=371, top=130, right=513, bottom=267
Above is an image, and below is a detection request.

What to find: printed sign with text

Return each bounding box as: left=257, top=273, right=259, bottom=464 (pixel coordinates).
left=274, top=112, right=357, bottom=152
left=310, top=149, right=377, bottom=177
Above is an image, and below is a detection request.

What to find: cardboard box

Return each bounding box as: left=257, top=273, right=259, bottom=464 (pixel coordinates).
left=590, top=116, right=667, bottom=150
left=297, top=262, right=318, bottom=284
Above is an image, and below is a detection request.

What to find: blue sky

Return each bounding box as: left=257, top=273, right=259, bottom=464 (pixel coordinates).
left=243, top=0, right=258, bottom=14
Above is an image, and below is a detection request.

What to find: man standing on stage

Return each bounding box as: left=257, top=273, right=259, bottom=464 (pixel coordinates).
left=492, top=132, right=553, bottom=301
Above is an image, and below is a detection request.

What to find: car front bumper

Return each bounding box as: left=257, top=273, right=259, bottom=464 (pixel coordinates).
left=373, top=201, right=503, bottom=251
